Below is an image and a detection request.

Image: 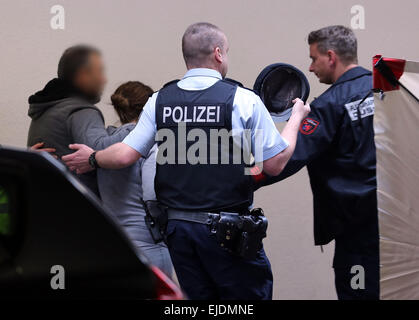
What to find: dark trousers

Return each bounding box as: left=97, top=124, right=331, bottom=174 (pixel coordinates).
left=166, top=219, right=273, bottom=300
left=333, top=217, right=380, bottom=300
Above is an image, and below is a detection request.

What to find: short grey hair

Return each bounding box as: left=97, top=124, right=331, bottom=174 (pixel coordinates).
left=182, top=22, right=225, bottom=67
left=308, top=25, right=358, bottom=65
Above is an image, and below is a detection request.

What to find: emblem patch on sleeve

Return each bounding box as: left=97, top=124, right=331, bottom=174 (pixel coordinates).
left=300, top=118, right=319, bottom=135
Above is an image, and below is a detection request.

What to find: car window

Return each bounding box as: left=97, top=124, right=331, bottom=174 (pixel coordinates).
left=0, top=185, right=11, bottom=236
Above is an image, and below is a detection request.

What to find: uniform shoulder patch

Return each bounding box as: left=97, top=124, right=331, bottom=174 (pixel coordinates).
left=300, top=118, right=319, bottom=135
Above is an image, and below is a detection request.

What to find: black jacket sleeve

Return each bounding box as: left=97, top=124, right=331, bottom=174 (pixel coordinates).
left=255, top=98, right=343, bottom=190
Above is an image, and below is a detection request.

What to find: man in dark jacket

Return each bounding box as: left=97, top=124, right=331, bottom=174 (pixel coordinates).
left=257, top=26, right=379, bottom=299
left=27, top=45, right=130, bottom=194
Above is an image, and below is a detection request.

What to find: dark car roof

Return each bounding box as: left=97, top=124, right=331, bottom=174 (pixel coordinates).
left=0, top=146, right=156, bottom=298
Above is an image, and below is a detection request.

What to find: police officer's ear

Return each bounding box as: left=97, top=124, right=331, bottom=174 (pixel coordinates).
left=215, top=47, right=223, bottom=63
left=327, top=50, right=338, bottom=67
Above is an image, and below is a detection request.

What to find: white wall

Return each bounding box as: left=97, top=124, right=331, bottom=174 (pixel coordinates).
left=0, top=0, right=418, bottom=299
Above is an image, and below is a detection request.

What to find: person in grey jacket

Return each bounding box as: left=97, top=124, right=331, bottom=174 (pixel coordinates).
left=97, top=81, right=173, bottom=276
left=27, top=45, right=129, bottom=194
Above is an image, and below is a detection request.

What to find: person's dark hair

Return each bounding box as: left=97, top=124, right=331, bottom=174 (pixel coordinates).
left=57, top=45, right=101, bottom=83
left=182, top=22, right=225, bottom=67
left=308, top=25, right=358, bottom=65
left=111, top=81, right=153, bottom=124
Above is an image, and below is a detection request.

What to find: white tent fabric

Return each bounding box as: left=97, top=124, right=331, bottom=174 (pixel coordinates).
left=375, top=59, right=419, bottom=299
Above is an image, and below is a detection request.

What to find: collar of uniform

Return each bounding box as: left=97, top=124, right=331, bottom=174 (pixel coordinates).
left=182, top=68, right=223, bottom=80
left=333, top=66, right=372, bottom=86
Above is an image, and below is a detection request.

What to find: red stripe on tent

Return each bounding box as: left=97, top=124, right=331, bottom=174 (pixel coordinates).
left=373, top=55, right=406, bottom=92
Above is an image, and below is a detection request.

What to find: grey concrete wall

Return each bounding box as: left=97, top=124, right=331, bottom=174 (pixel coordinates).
left=0, top=0, right=418, bottom=299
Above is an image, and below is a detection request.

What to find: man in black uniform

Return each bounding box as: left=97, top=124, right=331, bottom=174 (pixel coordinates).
left=256, top=25, right=379, bottom=300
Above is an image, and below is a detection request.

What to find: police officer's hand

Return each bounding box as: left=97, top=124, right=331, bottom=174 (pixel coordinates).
left=62, top=144, right=95, bottom=174
left=291, top=98, right=311, bottom=119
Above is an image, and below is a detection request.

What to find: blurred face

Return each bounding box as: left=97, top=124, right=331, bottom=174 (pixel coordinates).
left=73, top=53, right=107, bottom=102
left=309, top=43, right=334, bottom=84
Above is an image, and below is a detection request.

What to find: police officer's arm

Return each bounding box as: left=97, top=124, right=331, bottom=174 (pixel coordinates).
left=96, top=143, right=142, bottom=168
left=62, top=142, right=141, bottom=174
left=257, top=99, right=341, bottom=188
left=62, top=94, right=157, bottom=174
left=262, top=99, right=310, bottom=176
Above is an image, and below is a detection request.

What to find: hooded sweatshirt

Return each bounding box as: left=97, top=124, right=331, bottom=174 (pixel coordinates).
left=27, top=78, right=131, bottom=195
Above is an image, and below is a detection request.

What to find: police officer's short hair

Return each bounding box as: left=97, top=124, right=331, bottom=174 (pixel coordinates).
left=57, top=45, right=101, bottom=83
left=182, top=22, right=225, bottom=67
left=308, top=25, right=358, bottom=65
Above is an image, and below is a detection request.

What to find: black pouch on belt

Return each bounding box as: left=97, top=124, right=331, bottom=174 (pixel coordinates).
left=237, top=208, right=268, bottom=259
left=216, top=208, right=268, bottom=259
left=215, top=212, right=242, bottom=252
left=143, top=200, right=168, bottom=244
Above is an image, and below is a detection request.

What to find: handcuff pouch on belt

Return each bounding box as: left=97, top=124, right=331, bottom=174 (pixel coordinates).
left=213, top=208, right=268, bottom=259
left=143, top=200, right=168, bottom=244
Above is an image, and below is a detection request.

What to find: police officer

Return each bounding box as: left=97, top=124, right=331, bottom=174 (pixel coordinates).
left=256, top=25, right=379, bottom=300
left=63, top=22, right=310, bottom=300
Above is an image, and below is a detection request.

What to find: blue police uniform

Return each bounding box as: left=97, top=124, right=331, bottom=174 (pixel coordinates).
left=123, top=68, right=289, bottom=299
left=257, top=66, right=379, bottom=300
